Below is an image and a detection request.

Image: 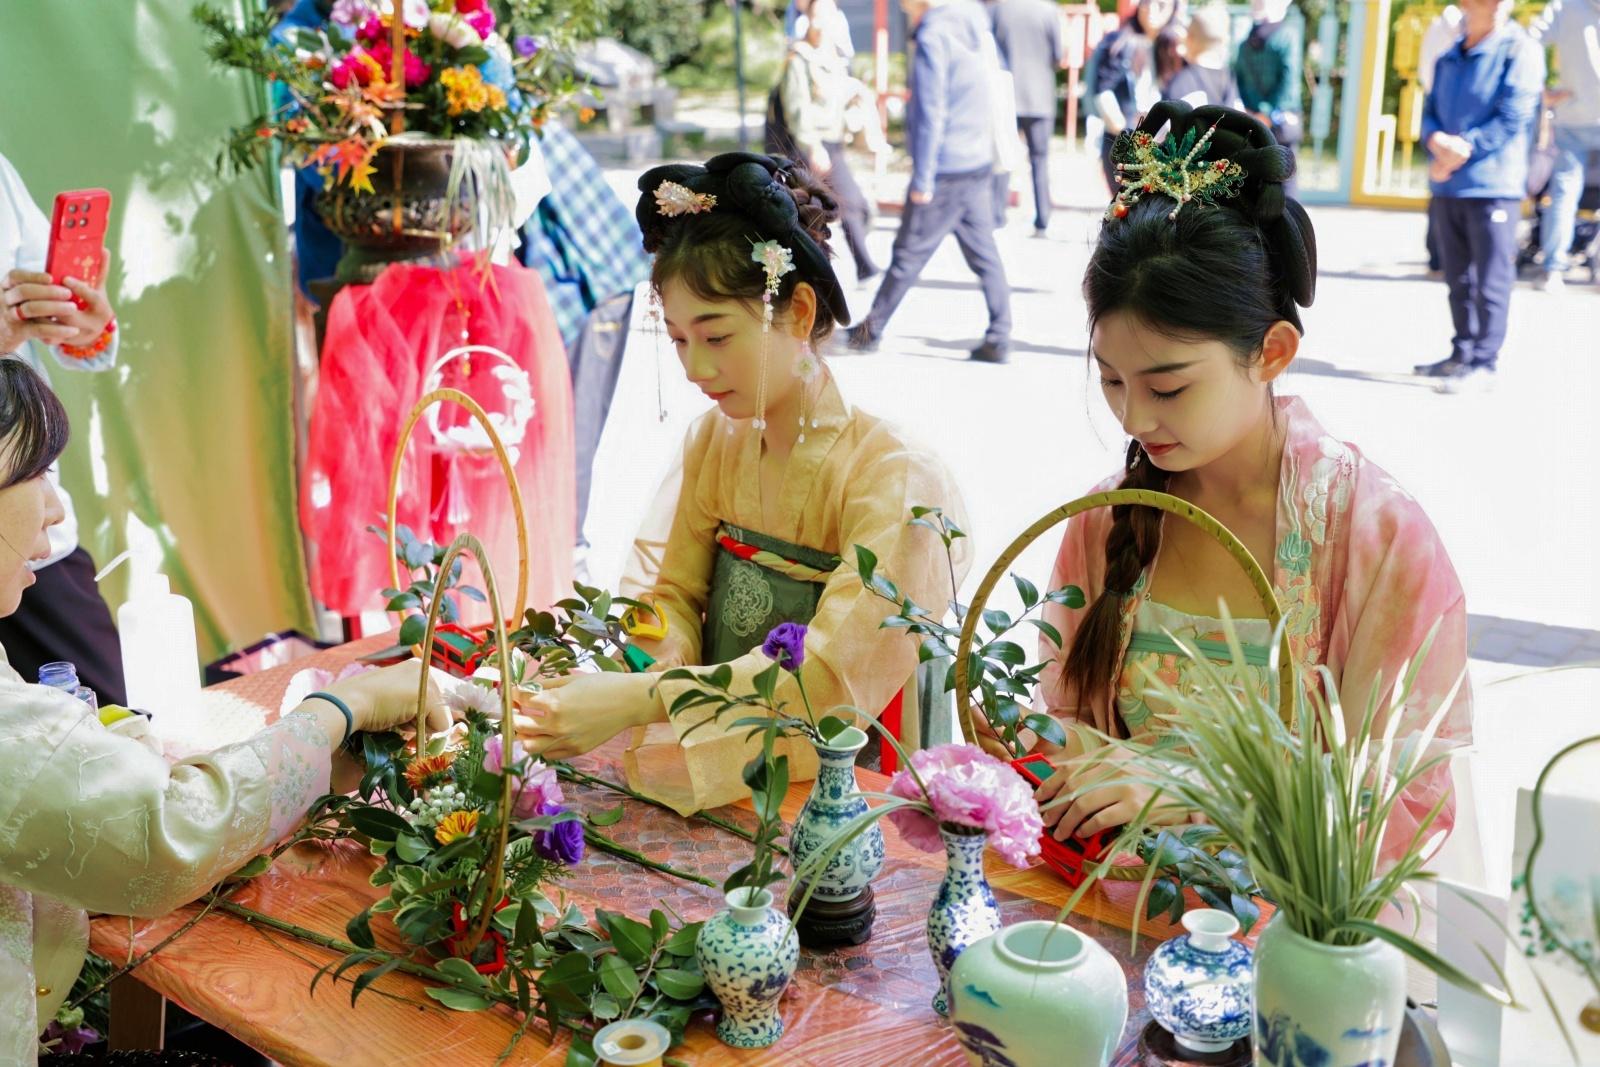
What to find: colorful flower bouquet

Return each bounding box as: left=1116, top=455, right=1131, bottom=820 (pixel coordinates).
left=193, top=0, right=603, bottom=193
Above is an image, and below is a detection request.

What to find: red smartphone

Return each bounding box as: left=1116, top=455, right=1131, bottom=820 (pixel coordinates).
left=1011, top=754, right=1117, bottom=888
left=45, top=189, right=111, bottom=290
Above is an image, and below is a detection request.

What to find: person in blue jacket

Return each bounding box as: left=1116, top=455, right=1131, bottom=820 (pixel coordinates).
left=1415, top=0, right=1544, bottom=391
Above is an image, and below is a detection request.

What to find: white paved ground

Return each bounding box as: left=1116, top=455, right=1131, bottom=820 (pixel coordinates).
left=586, top=145, right=1600, bottom=892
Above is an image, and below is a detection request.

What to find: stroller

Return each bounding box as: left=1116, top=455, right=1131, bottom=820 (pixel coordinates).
left=1519, top=109, right=1600, bottom=282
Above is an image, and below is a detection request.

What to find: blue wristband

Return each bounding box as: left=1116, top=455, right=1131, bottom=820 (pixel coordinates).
left=306, top=691, right=355, bottom=747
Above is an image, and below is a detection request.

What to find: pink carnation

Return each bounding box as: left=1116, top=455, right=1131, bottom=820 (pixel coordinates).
left=329, top=49, right=379, bottom=88
left=356, top=14, right=385, bottom=42
left=510, top=759, right=563, bottom=821
left=481, top=735, right=564, bottom=819
left=885, top=743, right=1043, bottom=868
left=368, top=41, right=431, bottom=88
left=462, top=7, right=495, bottom=37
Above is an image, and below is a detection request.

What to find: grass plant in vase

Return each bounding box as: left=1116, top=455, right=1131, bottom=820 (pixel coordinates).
left=1055, top=617, right=1514, bottom=1067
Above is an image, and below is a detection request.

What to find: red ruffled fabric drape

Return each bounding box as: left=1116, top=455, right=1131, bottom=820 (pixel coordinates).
left=301, top=254, right=574, bottom=621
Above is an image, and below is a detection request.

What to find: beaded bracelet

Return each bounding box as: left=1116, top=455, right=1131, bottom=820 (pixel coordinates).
left=58, top=318, right=116, bottom=360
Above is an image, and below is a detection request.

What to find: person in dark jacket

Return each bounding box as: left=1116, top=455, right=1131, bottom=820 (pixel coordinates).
left=1414, top=0, right=1544, bottom=391
left=1089, top=0, right=1177, bottom=193
left=1234, top=0, right=1303, bottom=196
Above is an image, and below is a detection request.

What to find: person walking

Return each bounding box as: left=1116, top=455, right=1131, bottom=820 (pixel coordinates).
left=1415, top=0, right=1544, bottom=391
left=773, top=0, right=881, bottom=281
left=1234, top=0, right=1303, bottom=197
left=848, top=0, right=1013, bottom=363
left=1089, top=0, right=1178, bottom=194
left=1528, top=0, right=1600, bottom=291
left=1164, top=4, right=1243, bottom=109
left=990, top=0, right=1064, bottom=237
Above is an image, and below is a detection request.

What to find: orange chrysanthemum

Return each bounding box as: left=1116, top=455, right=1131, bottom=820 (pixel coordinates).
left=405, top=752, right=456, bottom=790
left=434, top=809, right=479, bottom=845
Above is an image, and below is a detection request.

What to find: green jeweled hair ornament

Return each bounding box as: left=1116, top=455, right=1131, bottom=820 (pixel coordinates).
left=1106, top=122, right=1247, bottom=222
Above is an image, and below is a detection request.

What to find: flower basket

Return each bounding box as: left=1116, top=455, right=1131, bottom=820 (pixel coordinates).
left=953, top=489, right=1292, bottom=881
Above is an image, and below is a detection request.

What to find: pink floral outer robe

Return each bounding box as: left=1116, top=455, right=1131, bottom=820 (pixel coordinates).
left=1038, top=397, right=1472, bottom=865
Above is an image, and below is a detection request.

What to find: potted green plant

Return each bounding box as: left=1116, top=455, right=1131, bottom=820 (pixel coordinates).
left=1058, top=618, right=1513, bottom=1067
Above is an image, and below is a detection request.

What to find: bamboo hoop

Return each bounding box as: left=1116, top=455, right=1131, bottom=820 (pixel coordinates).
left=956, top=490, right=1293, bottom=883
left=385, top=386, right=530, bottom=627
left=413, top=532, right=517, bottom=957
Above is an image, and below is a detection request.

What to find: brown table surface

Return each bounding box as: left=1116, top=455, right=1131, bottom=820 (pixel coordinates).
left=91, top=637, right=1251, bottom=1066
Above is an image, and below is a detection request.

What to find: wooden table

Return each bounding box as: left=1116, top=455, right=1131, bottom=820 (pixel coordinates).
left=91, top=639, right=1223, bottom=1066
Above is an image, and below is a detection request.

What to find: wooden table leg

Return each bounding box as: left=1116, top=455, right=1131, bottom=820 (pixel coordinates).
left=109, top=975, right=165, bottom=1051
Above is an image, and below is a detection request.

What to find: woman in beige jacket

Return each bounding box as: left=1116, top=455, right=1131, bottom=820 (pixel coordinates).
left=0, top=360, right=445, bottom=1063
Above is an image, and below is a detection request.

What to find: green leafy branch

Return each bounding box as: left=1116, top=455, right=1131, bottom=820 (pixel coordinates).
left=857, top=506, right=1074, bottom=758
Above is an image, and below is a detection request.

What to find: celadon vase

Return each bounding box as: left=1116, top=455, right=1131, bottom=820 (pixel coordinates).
left=927, top=823, right=1003, bottom=1016
left=787, top=726, right=886, bottom=903
left=1252, top=914, right=1406, bottom=1067
left=947, top=920, right=1129, bottom=1067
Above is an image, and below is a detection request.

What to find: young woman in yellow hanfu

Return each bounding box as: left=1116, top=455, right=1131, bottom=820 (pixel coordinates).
left=516, top=153, right=970, bottom=814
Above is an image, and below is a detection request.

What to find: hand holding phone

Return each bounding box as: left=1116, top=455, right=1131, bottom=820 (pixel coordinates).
left=1, top=189, right=115, bottom=354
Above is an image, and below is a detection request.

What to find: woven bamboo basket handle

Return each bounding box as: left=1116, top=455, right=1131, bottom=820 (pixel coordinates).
left=409, top=534, right=517, bottom=958
left=955, top=488, right=1293, bottom=744
left=385, top=387, right=530, bottom=626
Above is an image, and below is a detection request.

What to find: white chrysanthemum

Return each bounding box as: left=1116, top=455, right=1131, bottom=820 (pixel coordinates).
left=444, top=680, right=503, bottom=720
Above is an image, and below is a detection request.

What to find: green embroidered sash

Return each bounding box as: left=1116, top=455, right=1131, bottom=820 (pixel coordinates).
left=702, top=523, right=841, bottom=665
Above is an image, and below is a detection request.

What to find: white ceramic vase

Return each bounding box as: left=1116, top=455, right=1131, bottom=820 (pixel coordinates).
left=947, top=920, right=1129, bottom=1067
left=1252, top=915, right=1406, bottom=1067
left=696, top=888, right=800, bottom=1048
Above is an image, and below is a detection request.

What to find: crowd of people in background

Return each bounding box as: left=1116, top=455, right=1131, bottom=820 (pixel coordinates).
left=767, top=0, right=1596, bottom=394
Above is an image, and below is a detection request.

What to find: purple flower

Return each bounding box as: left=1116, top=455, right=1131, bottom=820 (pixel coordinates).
left=513, top=34, right=541, bottom=57
left=761, top=622, right=808, bottom=671
left=534, top=802, right=586, bottom=864
left=41, top=1020, right=99, bottom=1055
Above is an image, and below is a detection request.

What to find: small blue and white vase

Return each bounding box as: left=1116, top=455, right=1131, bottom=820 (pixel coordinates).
left=696, top=888, right=800, bottom=1048
left=927, top=822, right=1002, bottom=1017
left=788, top=726, right=886, bottom=901
left=1143, top=908, right=1253, bottom=1055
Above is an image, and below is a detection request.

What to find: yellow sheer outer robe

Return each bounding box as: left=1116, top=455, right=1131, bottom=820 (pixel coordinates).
left=0, top=648, right=332, bottom=1064
left=620, top=374, right=971, bottom=815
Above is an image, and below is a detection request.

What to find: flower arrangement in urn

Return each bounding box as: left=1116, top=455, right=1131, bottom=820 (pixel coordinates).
left=193, top=0, right=603, bottom=191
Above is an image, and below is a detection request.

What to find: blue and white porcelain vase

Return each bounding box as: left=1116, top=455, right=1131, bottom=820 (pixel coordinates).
left=788, top=726, right=885, bottom=901
left=696, top=888, right=800, bottom=1048
left=1143, top=908, right=1253, bottom=1054
left=1252, top=914, right=1405, bottom=1067
left=948, top=920, right=1129, bottom=1067
left=927, top=822, right=1003, bottom=1016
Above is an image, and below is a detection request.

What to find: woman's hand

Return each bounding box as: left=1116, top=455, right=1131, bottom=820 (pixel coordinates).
left=327, top=660, right=449, bottom=736
left=1034, top=744, right=1184, bottom=841
left=2, top=267, right=114, bottom=346
left=512, top=671, right=658, bottom=760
